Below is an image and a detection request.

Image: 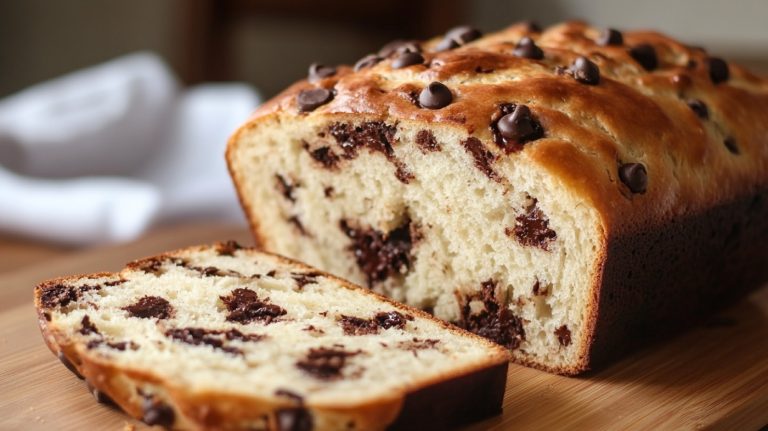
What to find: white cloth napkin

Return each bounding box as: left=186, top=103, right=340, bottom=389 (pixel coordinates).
left=0, top=52, right=260, bottom=245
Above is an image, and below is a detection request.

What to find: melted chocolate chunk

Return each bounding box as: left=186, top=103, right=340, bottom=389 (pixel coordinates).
left=297, top=88, right=333, bottom=112
left=597, top=28, right=623, bottom=46
left=686, top=99, right=709, bottom=119
left=491, top=104, right=544, bottom=152
left=292, top=272, right=322, bottom=289
left=79, top=315, right=100, bottom=336
left=123, top=296, right=174, bottom=320
left=288, top=216, right=309, bottom=236
left=324, top=186, right=335, bottom=198
left=340, top=315, right=380, bottom=336
left=513, top=37, right=543, bottom=60
left=354, top=54, right=382, bottom=71
left=415, top=130, right=441, bottom=153
left=142, top=396, right=175, bottom=428
left=215, top=240, right=242, bottom=257
left=39, top=283, right=79, bottom=309
left=220, top=288, right=286, bottom=324
left=375, top=311, right=408, bottom=329
left=133, top=256, right=186, bottom=276
left=308, top=63, right=337, bottom=83
left=189, top=266, right=243, bottom=278
left=555, top=325, right=572, bottom=346
left=463, top=137, right=499, bottom=181
left=708, top=57, right=730, bottom=84
left=295, top=347, right=361, bottom=380
left=308, top=146, right=340, bottom=169
left=570, top=56, right=600, bottom=85
left=58, top=351, right=84, bottom=379
left=326, top=121, right=413, bottom=183
left=510, top=198, right=557, bottom=250
left=618, top=162, right=648, bottom=194
left=458, top=280, right=525, bottom=350
left=165, top=327, right=245, bottom=355
left=418, top=82, right=453, bottom=109
left=276, top=174, right=297, bottom=202
left=397, top=338, right=440, bottom=357
left=86, top=381, right=116, bottom=406
left=276, top=407, right=313, bottom=431
left=629, top=44, right=658, bottom=71
left=339, top=219, right=414, bottom=287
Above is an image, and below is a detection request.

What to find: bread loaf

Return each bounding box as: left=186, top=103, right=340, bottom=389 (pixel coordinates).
left=35, top=242, right=509, bottom=430
left=226, top=21, right=768, bottom=374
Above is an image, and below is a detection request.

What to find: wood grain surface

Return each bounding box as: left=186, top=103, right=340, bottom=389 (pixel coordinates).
left=0, top=223, right=766, bottom=431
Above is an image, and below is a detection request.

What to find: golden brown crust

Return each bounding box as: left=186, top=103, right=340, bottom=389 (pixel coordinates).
left=234, top=20, right=768, bottom=238
left=34, top=243, right=510, bottom=430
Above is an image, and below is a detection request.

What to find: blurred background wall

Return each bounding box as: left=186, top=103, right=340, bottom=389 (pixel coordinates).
left=2, top=0, right=767, bottom=99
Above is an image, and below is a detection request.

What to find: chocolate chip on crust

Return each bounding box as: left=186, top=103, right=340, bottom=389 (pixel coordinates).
left=618, top=162, right=648, bottom=194
left=708, top=57, right=730, bottom=84
left=686, top=99, right=709, bottom=119
left=418, top=82, right=453, bottom=109
left=570, top=56, right=600, bottom=85
left=391, top=51, right=424, bottom=69
left=308, top=63, right=337, bottom=83
left=513, top=37, right=544, bottom=60
left=122, top=296, right=174, bottom=320
left=297, top=88, right=333, bottom=112
left=220, top=288, right=287, bottom=324
left=629, top=44, right=658, bottom=71
left=491, top=104, right=544, bottom=152
left=354, top=54, right=382, bottom=71
left=724, top=137, right=740, bottom=155
left=276, top=407, right=313, bottom=431
left=597, top=28, right=623, bottom=46
left=445, top=25, right=482, bottom=44
left=142, top=397, right=175, bottom=428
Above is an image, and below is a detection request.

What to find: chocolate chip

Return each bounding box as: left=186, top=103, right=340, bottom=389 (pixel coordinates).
left=340, top=315, right=380, bottom=336
left=275, top=389, right=305, bottom=404
left=39, top=283, right=78, bottom=309
left=220, top=288, right=286, bottom=324
left=307, top=63, right=336, bottom=83
left=418, top=82, right=452, bottom=109
left=570, top=56, right=600, bottom=85
left=397, top=338, right=440, bottom=357
left=307, top=146, right=339, bottom=169
left=295, top=347, right=361, bottom=380
left=339, top=219, right=413, bottom=287
left=391, top=51, right=424, bottom=69
left=276, top=407, right=313, bottom=431
left=597, top=28, right=623, bottom=46
left=354, top=54, right=382, bottom=71
left=555, top=325, right=572, bottom=346
left=513, top=37, right=544, bottom=60
left=375, top=311, right=408, bottom=330
left=629, top=44, right=658, bottom=71
left=463, top=137, right=499, bottom=181
left=509, top=198, right=557, bottom=250
left=58, top=351, right=84, bottom=379
left=79, top=315, right=100, bottom=336
left=297, top=88, right=333, bottom=112
left=142, top=397, right=175, bottom=428
left=724, top=137, right=739, bottom=154
left=86, top=381, right=115, bottom=406
left=292, top=272, right=321, bottom=289
left=618, top=163, right=648, bottom=194
left=708, top=57, right=730, bottom=84
left=275, top=174, right=296, bottom=203
left=378, top=39, right=409, bottom=57
left=123, top=296, right=174, bottom=320
left=522, top=20, right=542, bottom=33
left=445, top=25, right=482, bottom=44
left=165, top=327, right=247, bottom=355
left=686, top=99, right=709, bottom=119
left=458, top=280, right=525, bottom=350
left=495, top=105, right=543, bottom=147
left=415, top=130, right=440, bottom=153
left=434, top=37, right=460, bottom=52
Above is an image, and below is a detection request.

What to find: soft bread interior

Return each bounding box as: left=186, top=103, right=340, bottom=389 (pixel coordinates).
left=229, top=115, right=604, bottom=372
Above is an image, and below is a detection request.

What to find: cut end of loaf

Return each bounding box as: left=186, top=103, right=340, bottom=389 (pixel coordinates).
left=35, top=243, right=509, bottom=430
left=228, top=115, right=605, bottom=374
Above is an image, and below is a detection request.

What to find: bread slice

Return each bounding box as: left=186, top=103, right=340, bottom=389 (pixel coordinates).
left=34, top=242, right=509, bottom=431
left=226, top=21, right=768, bottom=375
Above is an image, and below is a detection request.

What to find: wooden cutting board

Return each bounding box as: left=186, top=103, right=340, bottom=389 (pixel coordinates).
left=1, top=223, right=766, bottom=430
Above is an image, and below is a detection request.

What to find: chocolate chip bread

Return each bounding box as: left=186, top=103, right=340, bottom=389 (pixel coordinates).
left=226, top=20, right=768, bottom=375
left=34, top=242, right=509, bottom=430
